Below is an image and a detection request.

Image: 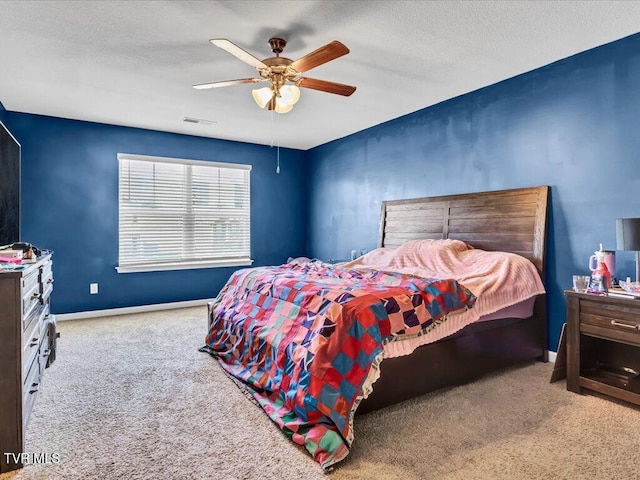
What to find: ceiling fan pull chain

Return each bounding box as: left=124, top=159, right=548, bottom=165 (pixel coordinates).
left=270, top=109, right=275, bottom=147
left=276, top=112, right=281, bottom=174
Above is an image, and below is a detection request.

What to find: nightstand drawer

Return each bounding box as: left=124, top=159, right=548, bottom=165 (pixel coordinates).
left=580, top=298, right=640, bottom=346
left=581, top=299, right=640, bottom=325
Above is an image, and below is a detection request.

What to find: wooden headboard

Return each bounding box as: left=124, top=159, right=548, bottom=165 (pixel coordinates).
left=378, top=186, right=549, bottom=277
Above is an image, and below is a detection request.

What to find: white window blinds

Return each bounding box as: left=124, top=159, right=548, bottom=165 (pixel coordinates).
left=117, top=153, right=251, bottom=273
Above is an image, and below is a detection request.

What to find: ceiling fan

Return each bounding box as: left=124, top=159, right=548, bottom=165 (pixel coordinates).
left=193, top=37, right=357, bottom=114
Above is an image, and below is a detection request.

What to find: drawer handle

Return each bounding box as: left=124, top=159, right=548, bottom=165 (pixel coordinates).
left=47, top=278, right=54, bottom=284
left=29, top=337, right=39, bottom=347
left=42, top=349, right=50, bottom=356
left=29, top=383, right=39, bottom=394
left=610, top=320, right=640, bottom=330
left=31, top=292, right=42, bottom=300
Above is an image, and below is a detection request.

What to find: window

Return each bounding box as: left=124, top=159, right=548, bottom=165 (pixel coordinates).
left=117, top=153, right=251, bottom=273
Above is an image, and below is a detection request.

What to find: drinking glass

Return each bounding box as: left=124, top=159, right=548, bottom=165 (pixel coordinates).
left=572, top=275, right=590, bottom=292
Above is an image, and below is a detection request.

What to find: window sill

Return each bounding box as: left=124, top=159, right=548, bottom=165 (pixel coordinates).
left=116, top=259, right=253, bottom=273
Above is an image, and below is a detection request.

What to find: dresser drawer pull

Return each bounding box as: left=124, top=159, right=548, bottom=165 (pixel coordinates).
left=29, top=337, right=39, bottom=347
left=31, top=292, right=42, bottom=300
left=29, top=383, right=40, bottom=395
left=610, top=320, right=640, bottom=330
left=47, top=278, right=54, bottom=284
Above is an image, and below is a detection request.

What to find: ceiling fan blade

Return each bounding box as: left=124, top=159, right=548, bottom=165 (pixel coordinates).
left=193, top=78, right=264, bottom=90
left=288, top=41, right=350, bottom=74
left=295, top=77, right=356, bottom=96
left=210, top=39, right=268, bottom=70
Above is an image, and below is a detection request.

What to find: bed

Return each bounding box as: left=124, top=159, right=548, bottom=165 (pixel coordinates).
left=202, top=185, right=549, bottom=470
left=357, top=184, right=549, bottom=413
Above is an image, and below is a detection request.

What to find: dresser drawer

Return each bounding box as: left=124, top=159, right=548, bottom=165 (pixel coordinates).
left=22, top=301, right=41, bottom=341
left=40, top=262, right=53, bottom=302
left=22, top=279, right=41, bottom=321
left=21, top=306, right=45, bottom=381
left=39, top=260, right=52, bottom=281
left=22, top=268, right=39, bottom=293
left=23, top=334, right=49, bottom=429
left=21, top=294, right=43, bottom=336
left=41, top=273, right=54, bottom=302
left=22, top=352, right=41, bottom=429
left=38, top=334, right=50, bottom=374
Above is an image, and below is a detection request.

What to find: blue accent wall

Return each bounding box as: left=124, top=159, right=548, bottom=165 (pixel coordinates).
left=1, top=112, right=307, bottom=314
left=307, top=33, right=640, bottom=351
left=3, top=33, right=640, bottom=350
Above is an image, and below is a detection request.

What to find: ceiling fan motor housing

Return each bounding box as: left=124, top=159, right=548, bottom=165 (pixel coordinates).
left=268, top=37, right=287, bottom=55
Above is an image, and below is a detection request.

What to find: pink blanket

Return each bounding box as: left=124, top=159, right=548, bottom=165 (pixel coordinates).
left=341, top=239, right=545, bottom=358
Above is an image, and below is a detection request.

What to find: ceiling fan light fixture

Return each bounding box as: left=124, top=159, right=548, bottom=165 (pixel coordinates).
left=279, top=85, right=301, bottom=106
left=252, top=86, right=274, bottom=109
left=253, top=84, right=299, bottom=113
left=274, top=99, right=293, bottom=114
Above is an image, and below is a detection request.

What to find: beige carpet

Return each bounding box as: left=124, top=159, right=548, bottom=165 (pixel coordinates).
left=1, top=306, right=639, bottom=480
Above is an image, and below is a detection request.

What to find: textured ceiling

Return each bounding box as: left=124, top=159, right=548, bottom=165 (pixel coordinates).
left=1, top=1, right=639, bottom=150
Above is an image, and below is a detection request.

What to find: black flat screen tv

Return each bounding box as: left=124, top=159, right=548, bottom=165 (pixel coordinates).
left=0, top=120, right=20, bottom=246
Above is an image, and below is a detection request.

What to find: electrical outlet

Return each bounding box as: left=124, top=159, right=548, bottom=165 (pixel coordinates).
left=90, top=283, right=98, bottom=294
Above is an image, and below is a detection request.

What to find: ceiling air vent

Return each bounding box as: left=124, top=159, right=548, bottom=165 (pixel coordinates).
left=183, top=117, right=217, bottom=125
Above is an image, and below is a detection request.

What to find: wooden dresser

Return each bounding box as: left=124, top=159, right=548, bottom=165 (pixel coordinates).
left=0, top=254, right=55, bottom=473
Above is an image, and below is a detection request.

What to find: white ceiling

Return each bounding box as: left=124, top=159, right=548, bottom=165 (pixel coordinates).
left=1, top=1, right=639, bottom=150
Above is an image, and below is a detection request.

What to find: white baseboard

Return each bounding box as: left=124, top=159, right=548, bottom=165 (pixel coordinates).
left=56, top=298, right=214, bottom=322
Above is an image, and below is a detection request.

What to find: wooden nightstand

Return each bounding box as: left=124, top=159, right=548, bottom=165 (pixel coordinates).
left=565, top=290, right=640, bottom=406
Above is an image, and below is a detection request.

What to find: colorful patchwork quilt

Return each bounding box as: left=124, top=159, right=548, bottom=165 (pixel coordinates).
left=201, top=261, right=476, bottom=470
